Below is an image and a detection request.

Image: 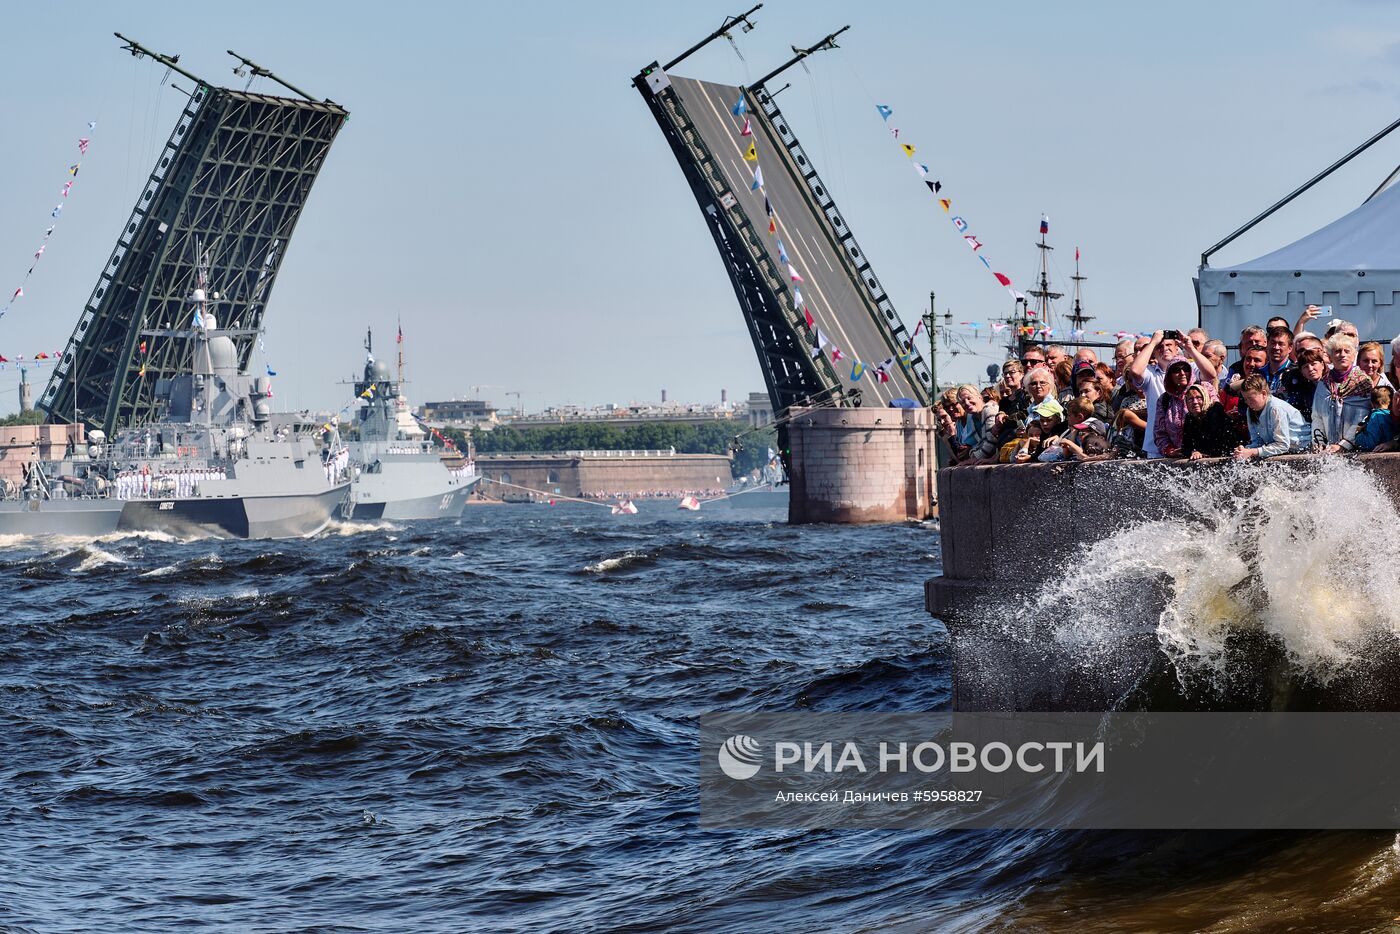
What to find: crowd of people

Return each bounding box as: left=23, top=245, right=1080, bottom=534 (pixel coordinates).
left=934, top=306, right=1400, bottom=465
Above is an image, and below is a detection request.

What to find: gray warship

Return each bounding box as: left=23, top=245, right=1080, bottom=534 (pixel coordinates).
left=0, top=297, right=349, bottom=539
left=339, top=331, right=478, bottom=521
left=718, top=454, right=788, bottom=509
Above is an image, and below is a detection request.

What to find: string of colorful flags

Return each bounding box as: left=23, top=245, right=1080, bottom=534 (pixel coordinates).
left=873, top=102, right=1018, bottom=301
left=316, top=380, right=383, bottom=436
left=1, top=123, right=96, bottom=321
left=872, top=104, right=1163, bottom=347
left=729, top=95, right=908, bottom=386
left=0, top=350, right=68, bottom=370
left=951, top=319, right=1159, bottom=344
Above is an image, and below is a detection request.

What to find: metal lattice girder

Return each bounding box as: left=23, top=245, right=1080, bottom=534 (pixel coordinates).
left=41, top=84, right=348, bottom=432
left=635, top=63, right=847, bottom=421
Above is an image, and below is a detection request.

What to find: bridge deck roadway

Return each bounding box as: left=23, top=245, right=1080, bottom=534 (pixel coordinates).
left=670, top=74, right=921, bottom=407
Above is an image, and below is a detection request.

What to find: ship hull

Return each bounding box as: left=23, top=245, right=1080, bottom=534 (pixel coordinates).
left=345, top=453, right=478, bottom=521
left=0, top=499, right=126, bottom=537
left=716, top=484, right=789, bottom=508
left=349, top=480, right=476, bottom=520
left=117, top=483, right=349, bottom=539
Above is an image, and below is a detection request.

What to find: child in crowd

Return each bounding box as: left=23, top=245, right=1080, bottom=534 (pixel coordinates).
left=1352, top=386, right=1397, bottom=453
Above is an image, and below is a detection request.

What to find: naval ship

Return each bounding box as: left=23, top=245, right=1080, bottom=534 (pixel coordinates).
left=0, top=295, right=349, bottom=539
left=339, top=330, right=479, bottom=521
left=717, top=452, right=789, bottom=508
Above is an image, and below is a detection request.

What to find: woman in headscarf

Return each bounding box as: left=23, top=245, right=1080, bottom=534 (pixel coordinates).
left=1153, top=360, right=1194, bottom=458
left=1180, top=381, right=1236, bottom=459
left=1313, top=332, right=1373, bottom=452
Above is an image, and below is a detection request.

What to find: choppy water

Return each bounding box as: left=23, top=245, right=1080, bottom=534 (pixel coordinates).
left=3, top=501, right=1399, bottom=932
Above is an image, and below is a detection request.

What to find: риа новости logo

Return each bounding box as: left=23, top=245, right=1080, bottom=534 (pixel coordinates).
left=718, top=734, right=762, bottom=780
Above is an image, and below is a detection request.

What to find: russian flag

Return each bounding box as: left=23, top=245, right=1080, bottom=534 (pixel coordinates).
left=1039, top=214, right=1049, bottom=235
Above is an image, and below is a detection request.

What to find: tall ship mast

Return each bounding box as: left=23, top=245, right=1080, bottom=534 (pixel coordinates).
left=1024, top=215, right=1062, bottom=343
left=1066, top=247, right=1093, bottom=343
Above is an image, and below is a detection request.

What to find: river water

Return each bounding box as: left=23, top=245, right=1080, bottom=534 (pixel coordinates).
left=2, top=501, right=1398, bottom=932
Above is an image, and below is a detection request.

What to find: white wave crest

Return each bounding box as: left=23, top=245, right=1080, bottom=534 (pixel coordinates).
left=1032, top=458, right=1400, bottom=681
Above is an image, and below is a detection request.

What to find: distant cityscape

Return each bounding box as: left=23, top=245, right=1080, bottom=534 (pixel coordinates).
left=414, top=391, right=774, bottom=432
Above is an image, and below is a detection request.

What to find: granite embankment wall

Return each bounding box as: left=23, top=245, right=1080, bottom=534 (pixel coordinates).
left=0, top=424, right=84, bottom=484
left=475, top=452, right=733, bottom=501
left=787, top=406, right=936, bottom=524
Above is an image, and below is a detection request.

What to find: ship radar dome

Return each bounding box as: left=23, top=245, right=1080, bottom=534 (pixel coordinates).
left=208, top=335, right=239, bottom=375
left=372, top=359, right=392, bottom=382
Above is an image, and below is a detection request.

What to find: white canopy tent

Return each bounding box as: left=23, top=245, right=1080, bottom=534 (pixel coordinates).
left=1198, top=181, right=1400, bottom=343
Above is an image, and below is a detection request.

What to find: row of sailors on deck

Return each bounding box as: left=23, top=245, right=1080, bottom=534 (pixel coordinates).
left=113, top=467, right=227, bottom=500
left=324, top=447, right=350, bottom=484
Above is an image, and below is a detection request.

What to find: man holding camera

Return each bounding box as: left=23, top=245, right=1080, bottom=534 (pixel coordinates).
left=1127, top=328, right=1220, bottom=458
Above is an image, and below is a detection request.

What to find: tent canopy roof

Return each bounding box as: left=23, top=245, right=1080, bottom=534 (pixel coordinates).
left=1214, top=181, right=1400, bottom=273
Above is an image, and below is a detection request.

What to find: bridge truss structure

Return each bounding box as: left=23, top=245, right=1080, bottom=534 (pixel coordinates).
left=635, top=15, right=932, bottom=425
left=42, top=37, right=348, bottom=432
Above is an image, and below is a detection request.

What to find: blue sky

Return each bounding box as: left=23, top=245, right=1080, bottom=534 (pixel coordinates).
left=4, top=0, right=1400, bottom=412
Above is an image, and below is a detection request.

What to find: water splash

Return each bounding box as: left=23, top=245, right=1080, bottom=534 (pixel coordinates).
left=317, top=519, right=402, bottom=538
left=583, top=551, right=652, bottom=574
left=1035, top=458, right=1400, bottom=683
left=74, top=545, right=126, bottom=573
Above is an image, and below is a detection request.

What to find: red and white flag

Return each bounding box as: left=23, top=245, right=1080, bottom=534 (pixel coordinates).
left=678, top=496, right=700, bottom=511
left=611, top=499, right=639, bottom=515
left=787, top=264, right=803, bottom=284
left=77, top=137, right=90, bottom=154
left=740, top=118, right=752, bottom=137
left=11, top=287, right=21, bottom=300
left=831, top=347, right=843, bottom=361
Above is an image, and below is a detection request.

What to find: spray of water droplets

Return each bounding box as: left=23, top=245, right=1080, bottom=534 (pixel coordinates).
left=1029, top=458, right=1400, bottom=685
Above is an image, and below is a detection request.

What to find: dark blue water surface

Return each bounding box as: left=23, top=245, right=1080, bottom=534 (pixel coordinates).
left=3, top=503, right=1398, bottom=932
